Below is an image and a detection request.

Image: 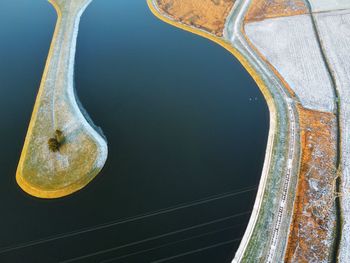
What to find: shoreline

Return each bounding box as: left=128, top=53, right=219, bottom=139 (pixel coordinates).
left=147, top=0, right=303, bottom=262
left=226, top=1, right=299, bottom=262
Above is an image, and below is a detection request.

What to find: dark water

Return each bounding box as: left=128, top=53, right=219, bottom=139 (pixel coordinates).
left=0, top=0, right=269, bottom=262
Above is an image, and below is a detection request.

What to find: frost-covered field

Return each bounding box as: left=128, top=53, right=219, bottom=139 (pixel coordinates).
left=309, top=0, right=350, bottom=12
left=315, top=10, right=350, bottom=262
left=245, top=15, right=335, bottom=113
left=243, top=6, right=350, bottom=261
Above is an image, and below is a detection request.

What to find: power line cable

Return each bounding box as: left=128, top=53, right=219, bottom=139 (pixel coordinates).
left=0, top=185, right=256, bottom=255
left=60, top=211, right=250, bottom=263
left=151, top=238, right=241, bottom=263
left=101, top=224, right=245, bottom=263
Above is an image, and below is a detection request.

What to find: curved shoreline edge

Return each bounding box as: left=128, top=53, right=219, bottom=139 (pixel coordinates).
left=147, top=0, right=301, bottom=262
left=225, top=1, right=300, bottom=262
left=16, top=0, right=108, bottom=199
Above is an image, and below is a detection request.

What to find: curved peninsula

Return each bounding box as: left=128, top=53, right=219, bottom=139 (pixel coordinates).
left=16, top=0, right=107, bottom=199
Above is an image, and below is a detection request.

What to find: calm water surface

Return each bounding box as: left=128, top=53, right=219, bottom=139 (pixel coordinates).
left=0, top=0, right=268, bottom=262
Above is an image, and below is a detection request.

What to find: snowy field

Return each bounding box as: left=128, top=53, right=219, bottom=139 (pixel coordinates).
left=309, top=0, right=350, bottom=12
left=315, top=10, right=350, bottom=262
left=245, top=15, right=335, bottom=113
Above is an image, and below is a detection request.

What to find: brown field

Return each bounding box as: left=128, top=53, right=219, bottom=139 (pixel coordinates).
left=285, top=106, right=337, bottom=262
left=245, top=0, right=307, bottom=23
left=156, top=0, right=235, bottom=36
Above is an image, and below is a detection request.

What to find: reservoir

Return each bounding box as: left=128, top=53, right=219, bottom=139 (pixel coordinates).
left=0, top=0, right=268, bottom=262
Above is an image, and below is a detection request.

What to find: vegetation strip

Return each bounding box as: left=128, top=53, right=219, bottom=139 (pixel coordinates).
left=305, top=1, right=343, bottom=260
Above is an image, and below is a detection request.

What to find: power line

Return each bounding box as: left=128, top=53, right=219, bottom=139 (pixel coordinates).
left=101, top=224, right=244, bottom=263
left=60, top=211, right=250, bottom=262
left=0, top=185, right=256, bottom=255
left=151, top=238, right=241, bottom=263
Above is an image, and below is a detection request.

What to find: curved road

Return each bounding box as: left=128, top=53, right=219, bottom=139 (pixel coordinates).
left=225, top=0, right=300, bottom=262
